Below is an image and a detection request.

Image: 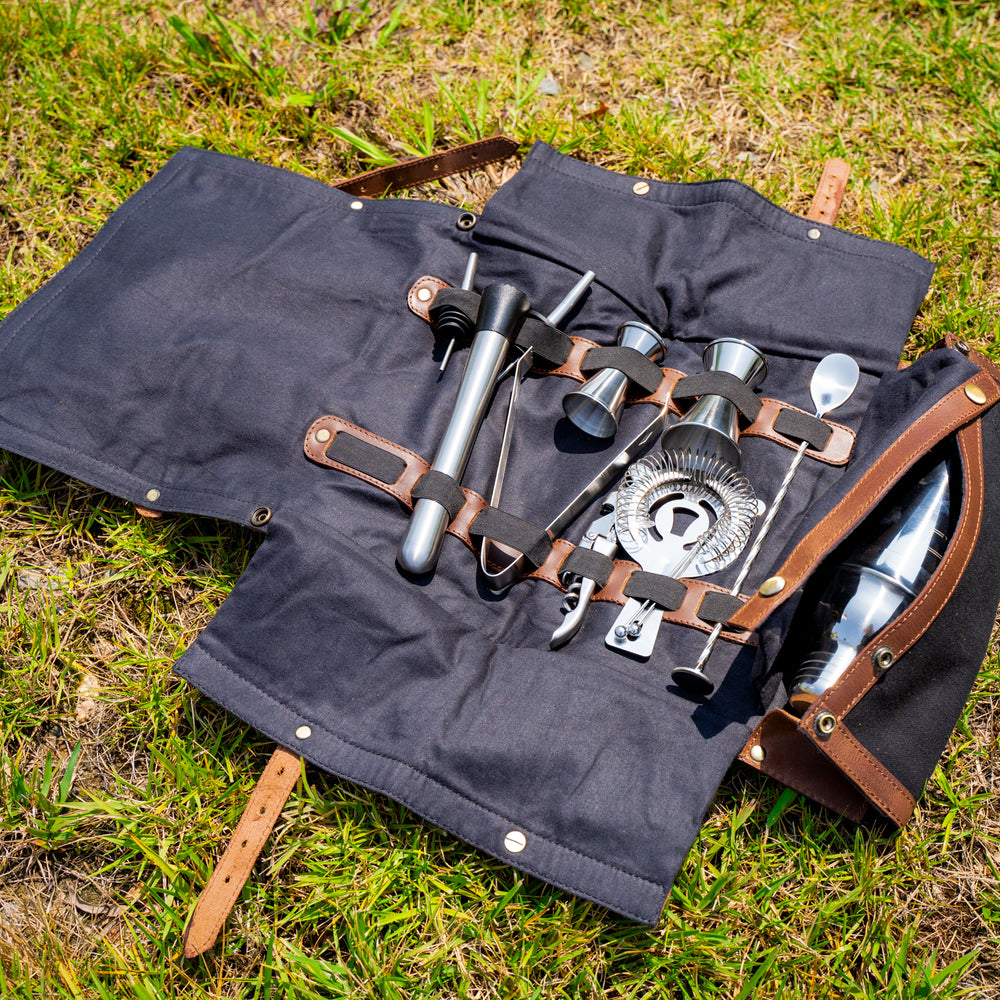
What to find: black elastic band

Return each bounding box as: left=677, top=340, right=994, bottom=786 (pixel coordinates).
left=557, top=546, right=616, bottom=590
left=773, top=407, right=833, bottom=451
left=412, top=470, right=466, bottom=521
left=696, top=591, right=745, bottom=625
left=469, top=507, right=553, bottom=569
left=428, top=293, right=572, bottom=367
left=672, top=371, right=763, bottom=424
left=622, top=571, right=687, bottom=612
left=327, top=433, right=406, bottom=485
left=516, top=313, right=574, bottom=366
left=580, top=346, right=664, bottom=396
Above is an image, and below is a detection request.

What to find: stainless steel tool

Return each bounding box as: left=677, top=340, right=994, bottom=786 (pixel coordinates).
left=604, top=451, right=759, bottom=657
left=438, top=252, right=479, bottom=373
left=674, top=352, right=861, bottom=696
left=478, top=271, right=596, bottom=586
left=659, top=338, right=767, bottom=466
left=551, top=337, right=770, bottom=656
left=562, top=320, right=668, bottom=439
left=549, top=498, right=619, bottom=649
left=788, top=451, right=955, bottom=713
left=601, top=338, right=767, bottom=657
left=493, top=404, right=672, bottom=600
left=398, top=283, right=531, bottom=576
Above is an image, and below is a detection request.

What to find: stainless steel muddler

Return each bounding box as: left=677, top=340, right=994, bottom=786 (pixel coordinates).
left=397, top=283, right=531, bottom=576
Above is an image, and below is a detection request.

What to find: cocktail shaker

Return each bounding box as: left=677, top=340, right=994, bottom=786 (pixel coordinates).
left=788, top=451, right=957, bottom=713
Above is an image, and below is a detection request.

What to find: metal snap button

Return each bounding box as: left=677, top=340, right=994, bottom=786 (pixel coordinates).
left=145, top=488, right=161, bottom=502
left=965, top=384, right=987, bottom=405
left=456, top=212, right=476, bottom=231
left=807, top=227, right=821, bottom=240
left=749, top=744, right=765, bottom=763
left=250, top=506, right=272, bottom=526
left=295, top=725, right=312, bottom=740
left=759, top=576, right=786, bottom=597
left=632, top=180, right=650, bottom=196
left=871, top=644, right=895, bottom=671
left=815, top=712, right=837, bottom=737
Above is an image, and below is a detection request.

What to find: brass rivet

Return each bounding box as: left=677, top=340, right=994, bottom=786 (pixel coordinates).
left=632, top=180, right=650, bottom=195
left=504, top=830, right=527, bottom=853
left=750, top=744, right=765, bottom=763
left=295, top=725, right=312, bottom=740
left=416, top=287, right=433, bottom=302
left=965, top=384, right=987, bottom=405
left=145, top=489, right=160, bottom=502
left=350, top=200, right=363, bottom=210
left=759, top=576, right=786, bottom=597
left=315, top=428, right=331, bottom=443
left=815, top=712, right=837, bottom=737
left=807, top=227, right=821, bottom=240
left=872, top=644, right=895, bottom=670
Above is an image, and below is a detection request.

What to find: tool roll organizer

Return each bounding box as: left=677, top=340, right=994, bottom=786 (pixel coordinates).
left=1, top=138, right=998, bottom=933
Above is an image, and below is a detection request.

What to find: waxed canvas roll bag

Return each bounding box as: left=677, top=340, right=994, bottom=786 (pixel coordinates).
left=1, top=141, right=998, bottom=924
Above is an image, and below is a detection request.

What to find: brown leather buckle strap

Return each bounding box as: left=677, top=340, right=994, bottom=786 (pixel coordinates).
left=183, top=747, right=301, bottom=958
left=332, top=134, right=520, bottom=198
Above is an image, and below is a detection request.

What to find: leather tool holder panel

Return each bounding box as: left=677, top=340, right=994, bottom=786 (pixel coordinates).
left=734, top=343, right=1000, bottom=824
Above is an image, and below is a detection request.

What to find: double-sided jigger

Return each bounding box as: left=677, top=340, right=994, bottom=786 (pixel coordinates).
left=562, top=321, right=668, bottom=439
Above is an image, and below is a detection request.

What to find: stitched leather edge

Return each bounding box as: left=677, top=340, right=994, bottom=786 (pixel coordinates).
left=737, top=711, right=869, bottom=821
left=408, top=275, right=449, bottom=322
left=804, top=421, right=984, bottom=724
left=729, top=372, right=999, bottom=633
left=811, top=724, right=916, bottom=825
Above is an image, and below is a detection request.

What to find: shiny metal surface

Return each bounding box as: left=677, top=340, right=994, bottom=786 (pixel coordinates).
left=398, top=284, right=530, bottom=576
left=676, top=352, right=860, bottom=696
left=789, top=453, right=954, bottom=712
left=562, top=320, right=668, bottom=439
left=660, top=338, right=768, bottom=468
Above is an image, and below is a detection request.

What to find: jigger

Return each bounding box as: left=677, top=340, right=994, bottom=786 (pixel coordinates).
left=660, top=338, right=768, bottom=469
left=562, top=321, right=668, bottom=438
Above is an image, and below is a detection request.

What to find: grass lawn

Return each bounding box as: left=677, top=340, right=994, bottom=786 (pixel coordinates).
left=1, top=1, right=998, bottom=997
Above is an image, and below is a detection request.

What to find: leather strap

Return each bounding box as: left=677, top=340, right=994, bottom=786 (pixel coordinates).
left=183, top=746, right=300, bottom=958
left=805, top=158, right=850, bottom=224
left=737, top=710, right=869, bottom=821
left=332, top=134, right=520, bottom=197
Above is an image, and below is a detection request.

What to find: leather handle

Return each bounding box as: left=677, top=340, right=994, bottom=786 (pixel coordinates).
left=333, top=134, right=519, bottom=197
